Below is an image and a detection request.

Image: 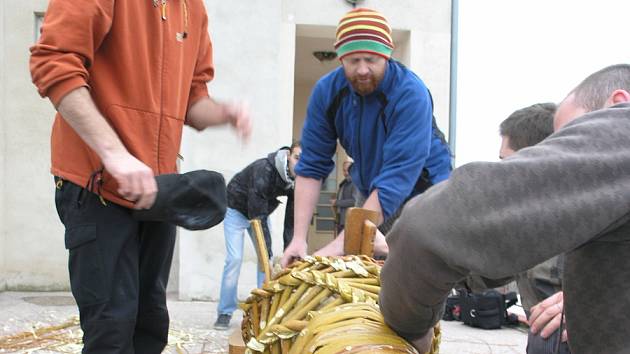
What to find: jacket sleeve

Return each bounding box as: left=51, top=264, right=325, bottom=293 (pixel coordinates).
left=379, top=108, right=630, bottom=341
left=282, top=190, right=294, bottom=249
left=186, top=10, right=214, bottom=110
left=294, top=81, right=338, bottom=180
left=29, top=0, right=115, bottom=106
left=369, top=86, right=433, bottom=219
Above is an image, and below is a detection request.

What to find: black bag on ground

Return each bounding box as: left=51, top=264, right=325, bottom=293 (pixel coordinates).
left=442, top=292, right=462, bottom=321
left=457, top=289, right=519, bottom=329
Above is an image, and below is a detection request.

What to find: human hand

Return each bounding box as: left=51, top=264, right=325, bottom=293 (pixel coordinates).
left=102, top=151, right=157, bottom=210
left=409, top=328, right=433, bottom=354
left=313, top=230, right=345, bottom=257
left=373, top=230, right=389, bottom=256
left=223, top=101, right=251, bottom=141
left=529, top=291, right=568, bottom=342
left=280, top=238, right=307, bottom=268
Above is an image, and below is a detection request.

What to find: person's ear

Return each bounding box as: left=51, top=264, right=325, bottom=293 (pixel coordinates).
left=606, top=89, right=630, bottom=107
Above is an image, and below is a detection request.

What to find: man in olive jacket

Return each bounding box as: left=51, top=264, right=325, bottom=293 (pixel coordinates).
left=380, top=64, right=630, bottom=354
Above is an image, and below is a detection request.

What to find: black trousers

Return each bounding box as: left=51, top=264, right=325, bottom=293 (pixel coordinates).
left=527, top=330, right=572, bottom=354
left=55, top=179, right=176, bottom=354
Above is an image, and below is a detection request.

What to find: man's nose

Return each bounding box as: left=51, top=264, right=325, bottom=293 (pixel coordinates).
left=357, top=62, right=369, bottom=75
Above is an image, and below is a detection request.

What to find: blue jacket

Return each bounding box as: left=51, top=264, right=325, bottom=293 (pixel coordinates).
left=296, top=60, right=452, bottom=218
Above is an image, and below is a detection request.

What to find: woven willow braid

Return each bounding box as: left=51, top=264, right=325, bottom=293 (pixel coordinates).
left=239, top=256, right=441, bottom=354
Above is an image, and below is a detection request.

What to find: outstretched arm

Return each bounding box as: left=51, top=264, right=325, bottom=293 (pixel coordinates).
left=186, top=98, right=251, bottom=139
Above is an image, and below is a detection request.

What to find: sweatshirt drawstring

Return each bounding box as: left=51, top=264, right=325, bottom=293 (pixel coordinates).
left=182, top=0, right=189, bottom=38
left=152, top=0, right=188, bottom=38
left=82, top=167, right=107, bottom=206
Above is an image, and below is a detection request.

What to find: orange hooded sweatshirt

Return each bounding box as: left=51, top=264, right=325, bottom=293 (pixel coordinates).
left=29, top=0, right=214, bottom=207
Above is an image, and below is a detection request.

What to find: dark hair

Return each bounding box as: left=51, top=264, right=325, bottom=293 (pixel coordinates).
left=572, top=64, right=630, bottom=112
left=499, top=103, right=555, bottom=151
left=290, top=140, right=301, bottom=153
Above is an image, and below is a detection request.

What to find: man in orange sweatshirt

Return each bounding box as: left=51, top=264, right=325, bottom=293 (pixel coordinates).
left=29, top=1, right=250, bottom=352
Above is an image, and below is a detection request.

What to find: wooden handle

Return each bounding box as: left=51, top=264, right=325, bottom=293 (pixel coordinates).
left=360, top=220, right=377, bottom=257
left=343, top=207, right=379, bottom=256
left=250, top=219, right=272, bottom=285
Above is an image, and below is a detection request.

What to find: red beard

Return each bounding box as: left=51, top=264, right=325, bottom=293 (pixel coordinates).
left=349, top=74, right=379, bottom=96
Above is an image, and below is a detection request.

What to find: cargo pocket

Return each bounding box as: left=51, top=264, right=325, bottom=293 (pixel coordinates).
left=65, top=224, right=107, bottom=306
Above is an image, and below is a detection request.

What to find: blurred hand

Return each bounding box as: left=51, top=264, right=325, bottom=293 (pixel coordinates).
left=529, top=291, right=568, bottom=342
left=102, top=152, right=157, bottom=210
left=374, top=230, right=389, bottom=256
left=281, top=238, right=307, bottom=268
left=313, top=230, right=345, bottom=257
left=223, top=101, right=251, bottom=141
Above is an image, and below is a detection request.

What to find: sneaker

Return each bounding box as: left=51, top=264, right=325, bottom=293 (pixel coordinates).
left=213, top=314, right=232, bottom=330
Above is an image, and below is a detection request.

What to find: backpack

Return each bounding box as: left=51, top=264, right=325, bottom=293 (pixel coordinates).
left=443, top=288, right=519, bottom=329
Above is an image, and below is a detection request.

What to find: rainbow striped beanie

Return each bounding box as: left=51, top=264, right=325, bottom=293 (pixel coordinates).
left=334, top=8, right=394, bottom=60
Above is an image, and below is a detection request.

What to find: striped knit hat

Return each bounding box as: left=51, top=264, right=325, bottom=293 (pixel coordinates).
left=334, top=8, right=394, bottom=60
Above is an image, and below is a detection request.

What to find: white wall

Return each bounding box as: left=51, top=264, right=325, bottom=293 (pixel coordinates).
left=293, top=82, right=311, bottom=139
left=0, top=0, right=6, bottom=292
left=1, top=0, right=67, bottom=291
left=409, top=28, right=451, bottom=132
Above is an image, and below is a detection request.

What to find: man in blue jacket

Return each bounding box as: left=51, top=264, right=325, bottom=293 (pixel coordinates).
left=281, top=8, right=452, bottom=267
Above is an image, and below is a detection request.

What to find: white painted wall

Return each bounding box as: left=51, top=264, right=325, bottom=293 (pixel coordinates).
left=0, top=0, right=6, bottom=292
left=293, top=82, right=311, bottom=139
left=1, top=0, right=68, bottom=291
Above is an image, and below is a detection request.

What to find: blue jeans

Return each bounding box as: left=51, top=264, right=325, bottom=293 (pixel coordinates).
left=217, top=208, right=269, bottom=316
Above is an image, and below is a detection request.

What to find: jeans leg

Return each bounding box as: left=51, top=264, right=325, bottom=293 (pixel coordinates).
left=133, top=221, right=176, bottom=353
left=217, top=208, right=249, bottom=315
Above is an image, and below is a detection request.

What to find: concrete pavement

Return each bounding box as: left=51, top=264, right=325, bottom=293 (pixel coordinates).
left=0, top=291, right=528, bottom=353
